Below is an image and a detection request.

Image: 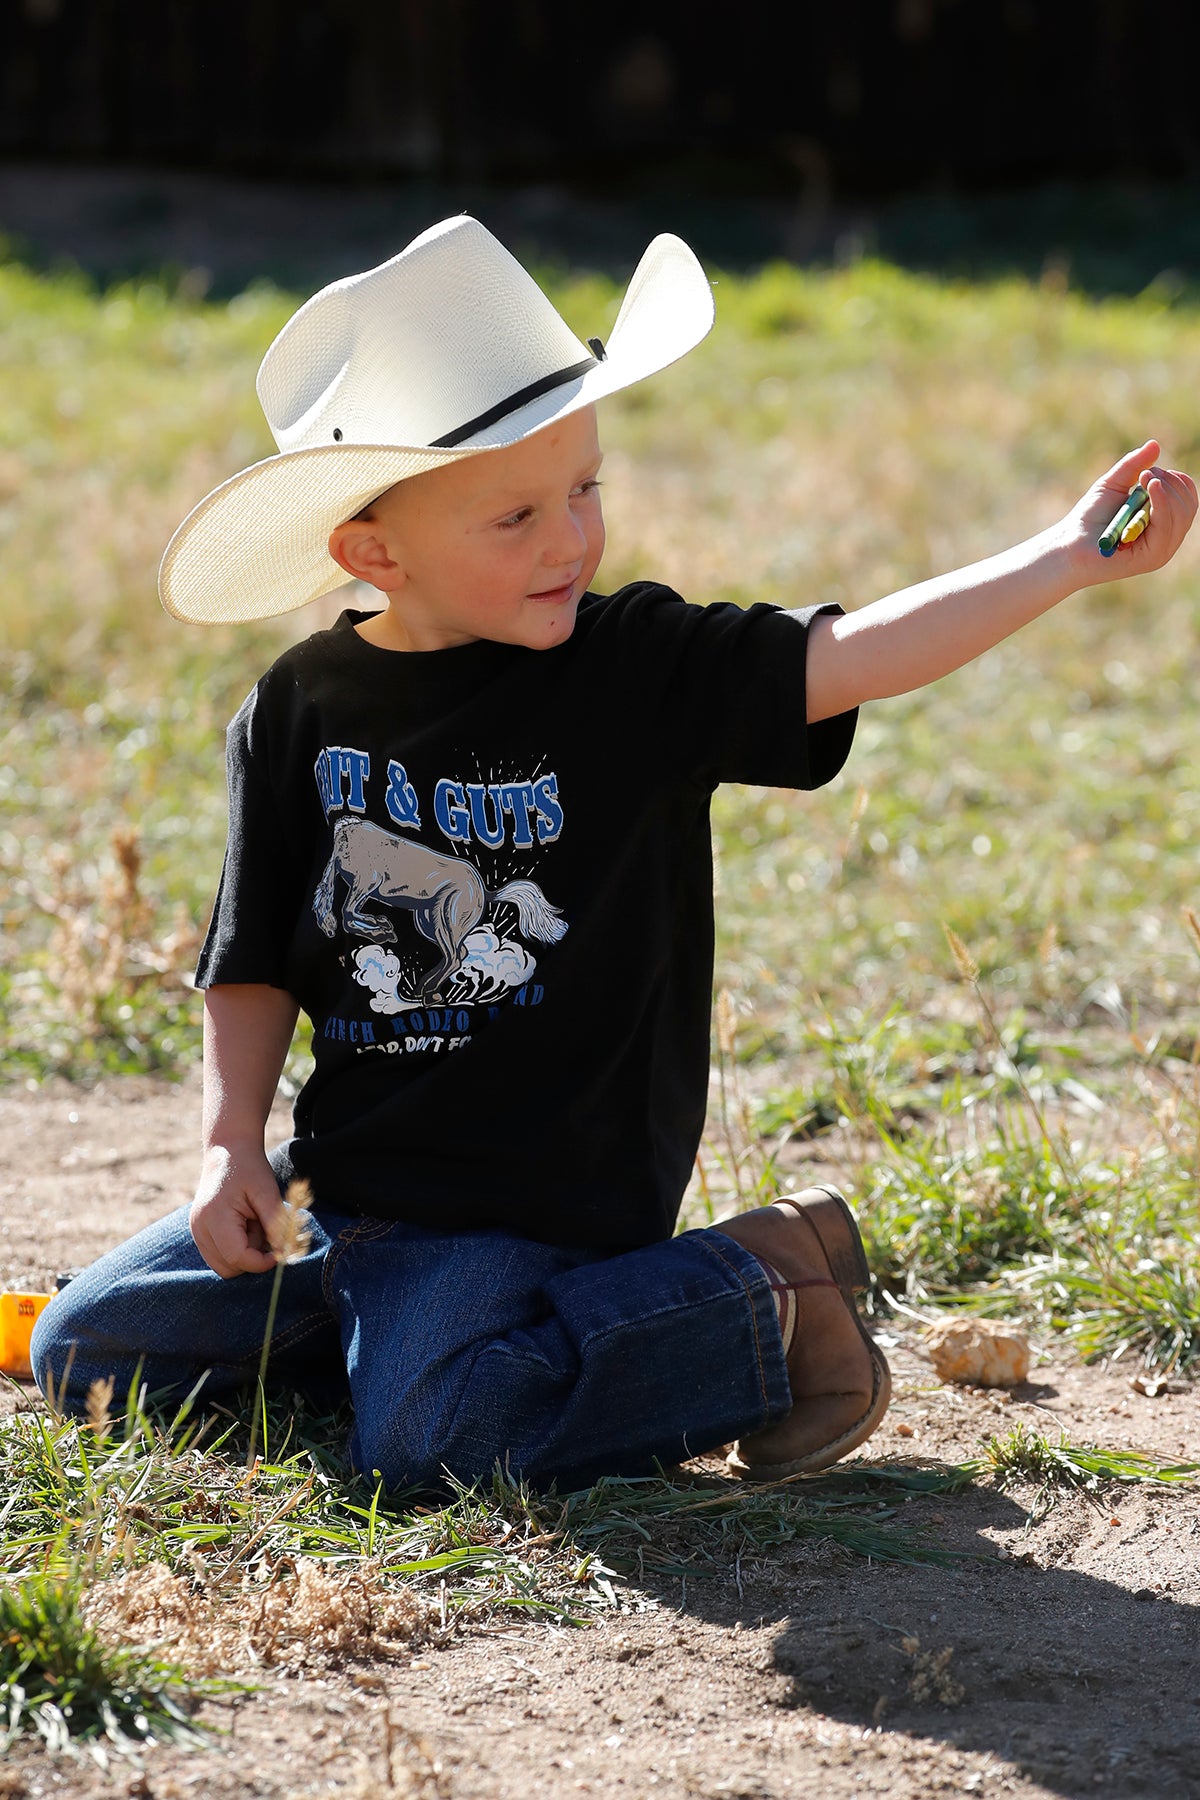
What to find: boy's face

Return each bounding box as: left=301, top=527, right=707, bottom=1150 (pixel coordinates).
left=329, top=406, right=605, bottom=653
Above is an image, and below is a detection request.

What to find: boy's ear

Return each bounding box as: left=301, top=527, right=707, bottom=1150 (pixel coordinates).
left=327, top=519, right=404, bottom=588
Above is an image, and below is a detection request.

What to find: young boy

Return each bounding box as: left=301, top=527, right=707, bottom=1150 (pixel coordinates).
left=33, top=216, right=1196, bottom=1492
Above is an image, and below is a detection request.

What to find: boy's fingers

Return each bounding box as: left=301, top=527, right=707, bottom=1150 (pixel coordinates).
left=1109, top=466, right=1198, bottom=567
left=1088, top=454, right=1197, bottom=569
left=1100, top=440, right=1159, bottom=493
left=227, top=1243, right=278, bottom=1277
left=1101, top=439, right=1158, bottom=489
left=1143, top=467, right=1199, bottom=513
left=194, top=1221, right=275, bottom=1279
left=247, top=1187, right=288, bottom=1257
left=1143, top=469, right=1198, bottom=525
left=204, top=1217, right=277, bottom=1279
left=190, top=1190, right=282, bottom=1278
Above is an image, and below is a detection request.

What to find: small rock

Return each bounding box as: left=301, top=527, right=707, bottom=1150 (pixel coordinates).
left=1133, top=1587, right=1156, bottom=1602
left=926, top=1318, right=1031, bottom=1387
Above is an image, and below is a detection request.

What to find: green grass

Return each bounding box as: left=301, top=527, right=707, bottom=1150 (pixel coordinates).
left=2, top=1316, right=1196, bottom=1756
left=690, top=940, right=1200, bottom=1371
left=0, top=1571, right=234, bottom=1760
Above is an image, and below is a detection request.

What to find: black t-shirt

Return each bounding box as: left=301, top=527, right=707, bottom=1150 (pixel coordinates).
left=196, top=583, right=856, bottom=1250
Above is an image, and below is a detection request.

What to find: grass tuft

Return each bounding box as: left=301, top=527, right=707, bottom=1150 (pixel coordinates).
left=967, top=1420, right=1200, bottom=1521
left=0, top=1571, right=233, bottom=1759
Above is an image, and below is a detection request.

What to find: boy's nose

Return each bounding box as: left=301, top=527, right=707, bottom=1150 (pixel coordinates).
left=543, top=506, right=587, bottom=566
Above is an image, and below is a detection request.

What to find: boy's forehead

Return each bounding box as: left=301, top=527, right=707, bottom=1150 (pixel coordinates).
left=410, top=410, right=602, bottom=510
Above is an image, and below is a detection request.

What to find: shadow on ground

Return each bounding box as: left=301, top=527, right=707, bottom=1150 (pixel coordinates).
left=645, top=1478, right=1200, bottom=1799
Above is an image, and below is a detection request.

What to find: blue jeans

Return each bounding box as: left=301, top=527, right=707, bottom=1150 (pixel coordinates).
left=30, top=1207, right=791, bottom=1493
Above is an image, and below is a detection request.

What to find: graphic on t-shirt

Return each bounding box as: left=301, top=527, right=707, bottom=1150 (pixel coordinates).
left=352, top=927, right=536, bottom=1012
left=313, top=816, right=567, bottom=1004
left=314, top=744, right=564, bottom=850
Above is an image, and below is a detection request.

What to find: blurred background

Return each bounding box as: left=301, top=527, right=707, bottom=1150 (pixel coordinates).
left=3, top=0, right=1200, bottom=294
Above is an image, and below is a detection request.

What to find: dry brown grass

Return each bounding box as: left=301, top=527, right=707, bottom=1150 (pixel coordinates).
left=82, top=1555, right=433, bottom=1676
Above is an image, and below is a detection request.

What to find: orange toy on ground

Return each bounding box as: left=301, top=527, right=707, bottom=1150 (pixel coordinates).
left=0, top=1290, right=53, bottom=1379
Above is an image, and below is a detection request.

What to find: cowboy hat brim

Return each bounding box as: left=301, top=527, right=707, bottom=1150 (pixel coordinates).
left=159, top=232, right=714, bottom=625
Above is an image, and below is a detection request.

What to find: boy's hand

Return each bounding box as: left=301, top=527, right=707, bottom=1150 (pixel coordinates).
left=190, top=1146, right=288, bottom=1278
left=1064, top=439, right=1198, bottom=585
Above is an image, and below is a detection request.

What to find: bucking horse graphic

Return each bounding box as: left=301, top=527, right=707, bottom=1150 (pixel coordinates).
left=314, top=817, right=567, bottom=1001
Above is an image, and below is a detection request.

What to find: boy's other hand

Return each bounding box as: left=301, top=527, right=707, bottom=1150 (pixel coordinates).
left=190, top=1146, right=289, bottom=1278
left=1065, top=439, right=1198, bottom=583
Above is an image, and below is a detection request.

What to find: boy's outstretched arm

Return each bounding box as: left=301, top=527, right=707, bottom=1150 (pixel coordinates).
left=805, top=441, right=1198, bottom=724
left=192, top=982, right=300, bottom=1279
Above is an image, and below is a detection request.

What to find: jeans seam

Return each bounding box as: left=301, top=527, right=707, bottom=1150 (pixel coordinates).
left=267, top=1308, right=338, bottom=1355
left=696, top=1235, right=773, bottom=1415
left=226, top=1309, right=334, bottom=1371
left=321, top=1217, right=397, bottom=1309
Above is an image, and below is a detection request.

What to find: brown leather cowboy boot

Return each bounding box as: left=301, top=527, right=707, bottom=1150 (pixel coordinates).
left=712, top=1185, right=891, bottom=1478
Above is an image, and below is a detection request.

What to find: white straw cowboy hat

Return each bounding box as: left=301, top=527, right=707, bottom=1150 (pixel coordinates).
left=158, top=214, right=715, bottom=624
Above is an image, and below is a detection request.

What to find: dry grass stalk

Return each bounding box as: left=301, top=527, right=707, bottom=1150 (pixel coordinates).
left=707, top=988, right=772, bottom=1207
left=942, top=923, right=980, bottom=985
left=716, top=987, right=738, bottom=1060
left=244, top=1181, right=315, bottom=1471
left=328, top=1709, right=451, bottom=1800
left=941, top=919, right=1096, bottom=1228
left=84, top=1374, right=115, bottom=1439
left=1183, top=906, right=1200, bottom=960
left=832, top=782, right=870, bottom=884
left=1182, top=911, right=1200, bottom=1192
left=311, top=1743, right=447, bottom=1800
left=106, top=825, right=148, bottom=937
left=26, top=824, right=204, bottom=1055
left=276, top=1180, right=314, bottom=1265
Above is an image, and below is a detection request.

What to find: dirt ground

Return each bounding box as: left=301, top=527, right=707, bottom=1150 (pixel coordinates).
left=2, top=1076, right=1199, bottom=1800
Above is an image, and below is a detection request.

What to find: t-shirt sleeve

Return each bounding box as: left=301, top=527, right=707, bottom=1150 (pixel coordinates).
left=194, top=685, right=304, bottom=991
left=634, top=590, right=857, bottom=790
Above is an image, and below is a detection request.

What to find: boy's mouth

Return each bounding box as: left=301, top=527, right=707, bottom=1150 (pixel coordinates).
left=527, top=577, right=577, bottom=604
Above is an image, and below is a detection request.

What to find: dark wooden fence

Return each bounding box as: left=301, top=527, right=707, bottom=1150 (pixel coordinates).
left=2, top=1, right=1198, bottom=195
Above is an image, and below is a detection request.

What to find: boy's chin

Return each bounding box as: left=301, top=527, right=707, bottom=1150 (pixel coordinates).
left=514, top=599, right=579, bottom=650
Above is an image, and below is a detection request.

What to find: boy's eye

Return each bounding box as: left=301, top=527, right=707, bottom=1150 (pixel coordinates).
left=495, top=480, right=601, bottom=531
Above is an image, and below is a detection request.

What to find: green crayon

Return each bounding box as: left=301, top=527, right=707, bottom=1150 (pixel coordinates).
left=1098, top=484, right=1149, bottom=557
